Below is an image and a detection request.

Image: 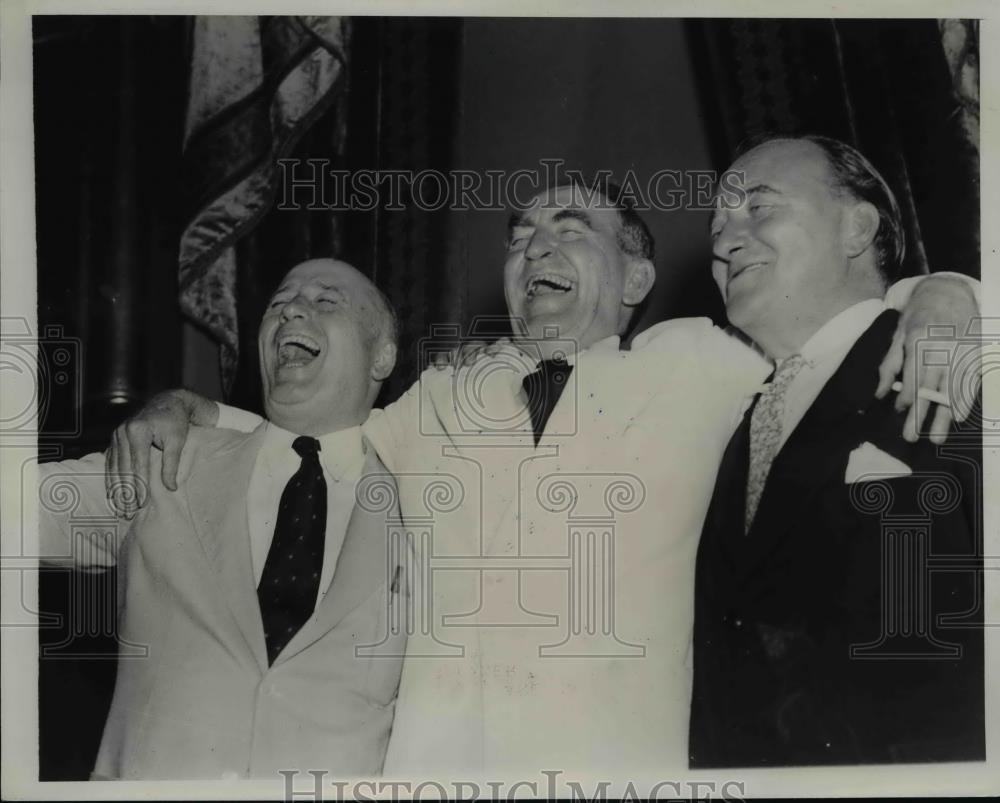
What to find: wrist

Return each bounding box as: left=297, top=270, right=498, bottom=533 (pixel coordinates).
left=178, top=389, right=219, bottom=427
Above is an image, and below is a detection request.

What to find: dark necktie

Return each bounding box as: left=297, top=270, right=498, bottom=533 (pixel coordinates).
left=257, top=435, right=327, bottom=665
left=521, top=358, right=573, bottom=445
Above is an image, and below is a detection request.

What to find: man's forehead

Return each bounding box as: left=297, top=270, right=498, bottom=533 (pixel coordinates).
left=512, top=185, right=619, bottom=225
left=275, top=260, right=371, bottom=297
left=733, top=140, right=830, bottom=187
left=713, top=139, right=833, bottom=207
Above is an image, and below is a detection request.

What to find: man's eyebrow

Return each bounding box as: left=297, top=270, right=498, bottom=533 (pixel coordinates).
left=744, top=183, right=781, bottom=196
left=315, top=282, right=346, bottom=294
left=508, top=211, right=531, bottom=230
left=710, top=181, right=782, bottom=216
left=551, top=209, right=595, bottom=229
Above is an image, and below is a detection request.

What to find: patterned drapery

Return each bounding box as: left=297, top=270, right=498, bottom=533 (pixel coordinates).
left=180, top=16, right=348, bottom=392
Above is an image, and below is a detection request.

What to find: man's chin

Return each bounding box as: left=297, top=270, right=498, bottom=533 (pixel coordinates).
left=265, top=368, right=320, bottom=403
left=520, top=307, right=581, bottom=338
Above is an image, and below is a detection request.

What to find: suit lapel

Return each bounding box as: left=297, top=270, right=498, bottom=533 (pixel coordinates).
left=274, top=447, right=401, bottom=665
left=745, top=310, right=900, bottom=559
left=704, top=398, right=757, bottom=564
left=185, top=426, right=269, bottom=672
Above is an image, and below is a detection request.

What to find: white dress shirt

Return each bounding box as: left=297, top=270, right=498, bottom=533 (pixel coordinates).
left=246, top=421, right=366, bottom=609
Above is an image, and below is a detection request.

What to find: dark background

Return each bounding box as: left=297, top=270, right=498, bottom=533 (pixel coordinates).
left=33, top=16, right=979, bottom=779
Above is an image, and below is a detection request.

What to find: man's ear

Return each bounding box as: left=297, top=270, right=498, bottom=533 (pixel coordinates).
left=371, top=339, right=397, bottom=382
left=843, top=200, right=880, bottom=258
left=623, top=258, right=656, bottom=306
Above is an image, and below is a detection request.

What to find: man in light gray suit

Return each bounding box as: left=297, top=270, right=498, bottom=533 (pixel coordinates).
left=37, top=259, right=406, bottom=780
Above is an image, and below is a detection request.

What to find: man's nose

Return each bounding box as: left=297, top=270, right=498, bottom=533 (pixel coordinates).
left=524, top=230, right=555, bottom=261
left=279, top=296, right=309, bottom=321
left=713, top=218, right=748, bottom=261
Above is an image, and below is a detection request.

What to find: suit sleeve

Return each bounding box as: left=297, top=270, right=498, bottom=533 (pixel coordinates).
left=363, top=377, right=423, bottom=475
left=216, top=403, right=264, bottom=432
left=633, top=317, right=770, bottom=424
left=37, top=453, right=130, bottom=569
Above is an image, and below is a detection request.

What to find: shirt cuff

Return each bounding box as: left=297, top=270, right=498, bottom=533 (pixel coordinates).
left=216, top=402, right=264, bottom=433
left=884, top=272, right=981, bottom=310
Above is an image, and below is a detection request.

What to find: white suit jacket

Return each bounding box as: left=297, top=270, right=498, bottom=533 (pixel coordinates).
left=360, top=319, right=768, bottom=780
left=37, top=425, right=407, bottom=780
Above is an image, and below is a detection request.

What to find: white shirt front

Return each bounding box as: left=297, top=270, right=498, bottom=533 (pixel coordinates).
left=247, top=422, right=365, bottom=609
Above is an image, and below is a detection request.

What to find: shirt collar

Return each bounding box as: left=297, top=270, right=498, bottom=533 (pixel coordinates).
left=260, top=421, right=365, bottom=482
left=797, top=298, right=885, bottom=366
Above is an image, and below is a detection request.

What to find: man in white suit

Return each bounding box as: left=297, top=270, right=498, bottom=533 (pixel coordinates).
left=37, top=259, right=408, bottom=780
left=109, top=181, right=978, bottom=785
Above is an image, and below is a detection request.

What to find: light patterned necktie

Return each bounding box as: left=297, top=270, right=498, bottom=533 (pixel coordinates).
left=746, top=354, right=807, bottom=532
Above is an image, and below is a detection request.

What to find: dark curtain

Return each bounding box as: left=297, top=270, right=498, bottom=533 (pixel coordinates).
left=687, top=18, right=980, bottom=280
left=33, top=16, right=189, bottom=780
left=227, top=18, right=463, bottom=413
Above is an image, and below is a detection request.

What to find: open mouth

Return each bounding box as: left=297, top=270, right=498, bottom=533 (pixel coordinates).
left=276, top=332, right=321, bottom=368
left=525, top=272, right=575, bottom=298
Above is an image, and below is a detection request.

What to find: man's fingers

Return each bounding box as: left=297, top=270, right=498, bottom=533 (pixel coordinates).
left=896, top=338, right=917, bottom=412
left=160, top=437, right=182, bottom=492
left=104, top=441, right=114, bottom=500
left=951, top=344, right=980, bottom=422
left=458, top=341, right=490, bottom=367
left=126, top=421, right=152, bottom=510
left=876, top=328, right=905, bottom=399
left=110, top=427, right=136, bottom=518
left=928, top=403, right=954, bottom=445
left=114, top=426, right=131, bottom=498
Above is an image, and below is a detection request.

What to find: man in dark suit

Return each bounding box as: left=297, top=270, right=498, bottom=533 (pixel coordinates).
left=689, top=135, right=984, bottom=767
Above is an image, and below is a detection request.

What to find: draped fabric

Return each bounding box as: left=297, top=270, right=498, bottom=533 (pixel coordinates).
left=688, top=19, right=980, bottom=281
left=180, top=16, right=348, bottom=392
left=939, top=19, right=980, bottom=155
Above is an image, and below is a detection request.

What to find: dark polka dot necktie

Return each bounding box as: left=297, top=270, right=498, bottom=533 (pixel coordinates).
left=257, top=435, right=327, bottom=665
left=521, top=358, right=573, bottom=445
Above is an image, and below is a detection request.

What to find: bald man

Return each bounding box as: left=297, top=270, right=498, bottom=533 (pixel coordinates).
left=36, top=259, right=408, bottom=780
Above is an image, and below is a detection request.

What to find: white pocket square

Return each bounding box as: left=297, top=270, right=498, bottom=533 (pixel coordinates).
left=845, top=441, right=913, bottom=484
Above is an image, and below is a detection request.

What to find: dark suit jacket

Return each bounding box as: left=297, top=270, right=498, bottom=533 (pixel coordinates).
left=689, top=310, right=984, bottom=768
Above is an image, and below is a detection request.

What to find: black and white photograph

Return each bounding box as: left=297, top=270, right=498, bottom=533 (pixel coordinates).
left=1, top=1, right=996, bottom=799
